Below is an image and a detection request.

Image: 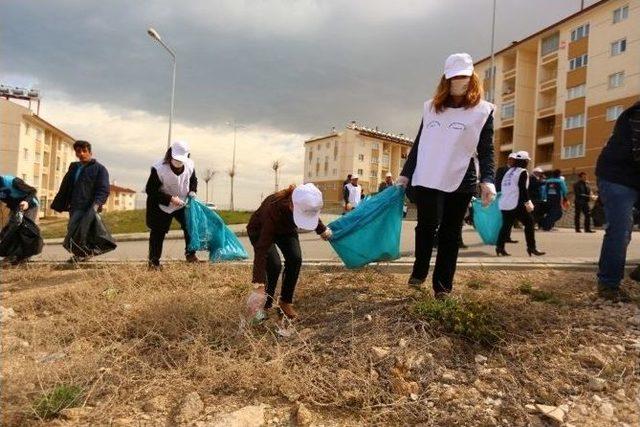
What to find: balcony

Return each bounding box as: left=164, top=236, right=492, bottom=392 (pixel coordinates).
left=370, top=158, right=379, bottom=165
left=499, top=141, right=513, bottom=152
left=537, top=134, right=554, bottom=145
left=503, top=67, right=516, bottom=80
left=541, top=51, right=558, bottom=65
left=539, top=77, right=557, bottom=92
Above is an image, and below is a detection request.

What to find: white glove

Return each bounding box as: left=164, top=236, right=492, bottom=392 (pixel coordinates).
left=18, top=201, right=29, bottom=211
left=524, top=200, right=534, bottom=213
left=188, top=191, right=197, bottom=198
left=320, top=228, right=333, bottom=241
left=170, top=196, right=185, bottom=207
left=480, top=182, right=497, bottom=207
left=395, top=176, right=410, bottom=188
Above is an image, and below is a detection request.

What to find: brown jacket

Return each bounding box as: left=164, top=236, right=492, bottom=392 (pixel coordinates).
left=247, top=193, right=326, bottom=284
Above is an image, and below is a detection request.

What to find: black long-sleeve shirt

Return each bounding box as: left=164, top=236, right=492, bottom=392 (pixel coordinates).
left=401, top=111, right=495, bottom=193
left=573, top=180, right=591, bottom=205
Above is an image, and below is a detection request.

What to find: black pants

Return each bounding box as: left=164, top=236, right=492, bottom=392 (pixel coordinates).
left=412, top=187, right=472, bottom=293
left=574, top=202, right=592, bottom=231
left=541, top=195, right=562, bottom=231
left=148, top=207, right=194, bottom=266
left=497, top=206, right=536, bottom=250
left=532, top=200, right=547, bottom=226
left=249, top=233, right=302, bottom=307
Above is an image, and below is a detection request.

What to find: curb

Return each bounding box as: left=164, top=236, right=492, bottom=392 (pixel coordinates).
left=44, top=229, right=249, bottom=245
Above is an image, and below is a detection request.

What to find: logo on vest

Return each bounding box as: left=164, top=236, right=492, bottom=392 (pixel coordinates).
left=448, top=122, right=466, bottom=131
left=426, top=120, right=441, bottom=129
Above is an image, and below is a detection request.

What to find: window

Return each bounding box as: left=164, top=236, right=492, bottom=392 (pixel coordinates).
left=333, top=142, right=338, bottom=160
left=324, top=157, right=329, bottom=175
left=608, top=72, right=624, bottom=89
left=36, top=129, right=43, bottom=140
left=501, top=102, right=515, bottom=119
left=611, top=39, right=626, bottom=56
left=35, top=152, right=41, bottom=163
left=56, top=156, right=61, bottom=171
left=333, top=168, right=337, bottom=176
left=564, top=114, right=585, bottom=130
left=358, top=154, right=364, bottom=161
left=569, top=54, right=588, bottom=70
left=484, top=66, right=496, bottom=80
left=567, top=84, right=586, bottom=100
left=371, top=143, right=379, bottom=150
left=24, top=123, right=30, bottom=135
left=606, top=105, right=624, bottom=121
left=563, top=144, right=585, bottom=159
left=308, top=148, right=313, bottom=161
left=326, top=142, right=330, bottom=149
left=485, top=89, right=494, bottom=103
left=541, top=33, right=560, bottom=56
left=22, top=174, right=27, bottom=181
left=33, top=176, right=39, bottom=187
left=23, top=148, right=29, bottom=161
left=315, top=161, right=320, bottom=175
left=357, top=169, right=363, bottom=176
left=613, top=5, right=629, bottom=23
left=370, top=170, right=377, bottom=178
left=570, top=23, right=589, bottom=42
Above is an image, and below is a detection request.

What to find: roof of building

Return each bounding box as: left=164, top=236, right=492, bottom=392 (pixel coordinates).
left=110, top=184, right=136, bottom=194
left=22, top=113, right=75, bottom=141
left=475, top=0, right=608, bottom=65
left=305, top=122, right=413, bottom=145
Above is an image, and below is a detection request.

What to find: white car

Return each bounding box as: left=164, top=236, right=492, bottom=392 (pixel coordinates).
left=204, top=202, right=217, bottom=211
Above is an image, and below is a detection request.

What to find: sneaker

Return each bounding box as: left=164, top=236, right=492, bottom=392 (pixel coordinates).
left=630, top=265, right=640, bottom=283
left=185, top=253, right=199, bottom=263
left=408, top=276, right=425, bottom=289
left=597, top=283, right=631, bottom=303
left=278, top=301, right=298, bottom=320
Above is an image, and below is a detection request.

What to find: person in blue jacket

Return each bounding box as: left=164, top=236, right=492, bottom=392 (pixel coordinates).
left=51, top=140, right=110, bottom=262
left=0, top=175, right=40, bottom=264
left=539, top=169, right=568, bottom=231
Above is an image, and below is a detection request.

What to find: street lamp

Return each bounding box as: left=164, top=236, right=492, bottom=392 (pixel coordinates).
left=226, top=121, right=244, bottom=211
left=147, top=27, right=176, bottom=149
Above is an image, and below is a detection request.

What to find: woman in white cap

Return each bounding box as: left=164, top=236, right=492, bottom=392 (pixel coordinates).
left=396, top=52, right=496, bottom=298
left=496, top=151, right=545, bottom=257
left=247, top=183, right=332, bottom=319
left=343, top=174, right=363, bottom=212
left=145, top=141, right=198, bottom=269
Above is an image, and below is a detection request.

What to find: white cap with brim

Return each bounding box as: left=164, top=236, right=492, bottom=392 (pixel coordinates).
left=515, top=151, right=531, bottom=160
left=385, top=172, right=393, bottom=178
left=292, top=183, right=323, bottom=231
left=444, top=53, right=474, bottom=79
left=533, top=167, right=543, bottom=173
left=351, top=174, right=359, bottom=179
left=508, top=152, right=517, bottom=159
left=171, top=140, right=190, bottom=163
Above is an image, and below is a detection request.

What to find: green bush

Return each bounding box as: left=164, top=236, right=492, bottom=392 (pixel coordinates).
left=33, top=385, right=83, bottom=419
left=413, top=297, right=502, bottom=346
left=518, top=282, right=561, bottom=305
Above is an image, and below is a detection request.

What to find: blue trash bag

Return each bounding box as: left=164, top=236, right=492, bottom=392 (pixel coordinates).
left=328, top=186, right=404, bottom=269
left=185, top=198, right=249, bottom=261
left=472, top=193, right=503, bottom=245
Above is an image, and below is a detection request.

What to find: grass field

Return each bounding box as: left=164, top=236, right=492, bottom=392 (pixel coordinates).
left=39, top=209, right=253, bottom=239
left=2, top=265, right=639, bottom=425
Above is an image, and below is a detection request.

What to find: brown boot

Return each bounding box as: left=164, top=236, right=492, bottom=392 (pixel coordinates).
left=278, top=301, right=298, bottom=320
left=185, top=253, right=199, bottom=263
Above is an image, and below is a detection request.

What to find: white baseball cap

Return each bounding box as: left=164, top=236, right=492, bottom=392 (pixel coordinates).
left=508, top=152, right=518, bottom=159
left=533, top=167, right=543, bottom=173
left=385, top=172, right=393, bottom=178
left=292, top=183, right=324, bottom=231
left=444, top=53, right=474, bottom=79
left=515, top=151, right=531, bottom=160
left=351, top=174, right=360, bottom=179
left=170, top=141, right=190, bottom=163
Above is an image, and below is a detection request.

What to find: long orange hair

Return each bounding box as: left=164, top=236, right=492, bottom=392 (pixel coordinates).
left=273, top=185, right=296, bottom=202
left=432, top=72, right=483, bottom=113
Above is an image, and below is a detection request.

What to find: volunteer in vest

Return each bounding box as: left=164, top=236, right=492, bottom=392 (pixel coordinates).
left=495, top=151, right=545, bottom=257
left=145, top=141, right=198, bottom=269
left=397, top=53, right=496, bottom=299
left=343, top=174, right=363, bottom=212
left=247, top=183, right=332, bottom=319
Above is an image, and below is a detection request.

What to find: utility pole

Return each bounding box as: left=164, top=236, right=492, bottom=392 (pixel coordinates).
left=203, top=169, right=216, bottom=203
left=272, top=160, right=281, bottom=193
left=226, top=121, right=244, bottom=211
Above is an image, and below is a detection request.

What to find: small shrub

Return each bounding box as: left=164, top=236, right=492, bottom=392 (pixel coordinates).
left=519, top=282, right=561, bottom=305
left=33, top=385, right=83, bottom=419
left=413, top=297, right=502, bottom=346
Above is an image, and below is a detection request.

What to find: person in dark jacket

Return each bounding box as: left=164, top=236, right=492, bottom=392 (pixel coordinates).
left=573, top=172, right=594, bottom=233
left=529, top=167, right=547, bottom=227
left=145, top=141, right=198, bottom=269
left=378, top=173, right=394, bottom=193
left=0, top=175, right=40, bottom=264
left=539, top=169, right=568, bottom=231
left=396, top=53, right=496, bottom=299
left=595, top=101, right=640, bottom=300
left=247, top=183, right=332, bottom=319
left=51, top=140, right=110, bottom=262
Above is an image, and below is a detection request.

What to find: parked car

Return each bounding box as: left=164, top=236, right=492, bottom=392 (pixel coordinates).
left=204, top=202, right=217, bottom=211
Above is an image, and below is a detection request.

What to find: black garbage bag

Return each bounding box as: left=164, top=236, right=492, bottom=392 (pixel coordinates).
left=0, top=213, right=43, bottom=259
left=63, top=209, right=117, bottom=257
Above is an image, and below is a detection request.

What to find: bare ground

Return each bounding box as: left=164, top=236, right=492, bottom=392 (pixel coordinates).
left=1, top=264, right=639, bottom=426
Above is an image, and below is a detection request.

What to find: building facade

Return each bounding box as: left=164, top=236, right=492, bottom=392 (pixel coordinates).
left=104, top=183, right=136, bottom=212
left=0, top=99, right=75, bottom=217
left=474, top=0, right=639, bottom=180
left=303, top=122, right=412, bottom=202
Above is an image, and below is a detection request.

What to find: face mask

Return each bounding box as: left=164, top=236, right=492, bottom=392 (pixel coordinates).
left=450, top=78, right=470, bottom=96
left=170, top=159, right=184, bottom=168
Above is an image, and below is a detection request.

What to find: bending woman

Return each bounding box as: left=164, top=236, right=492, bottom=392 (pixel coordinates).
left=397, top=53, right=496, bottom=299
left=496, top=151, right=545, bottom=257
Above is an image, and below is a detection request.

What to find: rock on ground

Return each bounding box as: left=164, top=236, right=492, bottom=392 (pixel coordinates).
left=174, top=392, right=204, bottom=425
left=210, top=404, right=267, bottom=427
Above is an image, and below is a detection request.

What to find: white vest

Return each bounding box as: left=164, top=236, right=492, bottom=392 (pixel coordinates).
left=345, top=183, right=362, bottom=207
left=153, top=159, right=195, bottom=214
left=411, top=99, right=494, bottom=192
left=499, top=167, right=528, bottom=211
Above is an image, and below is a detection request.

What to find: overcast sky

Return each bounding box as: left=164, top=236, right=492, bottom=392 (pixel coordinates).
left=2, top=0, right=596, bottom=209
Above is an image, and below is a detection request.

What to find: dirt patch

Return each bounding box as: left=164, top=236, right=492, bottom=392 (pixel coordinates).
left=1, top=265, right=639, bottom=426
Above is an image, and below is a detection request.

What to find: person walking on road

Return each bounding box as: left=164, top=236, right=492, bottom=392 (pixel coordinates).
left=145, top=141, right=199, bottom=269
left=495, top=151, right=545, bottom=257
left=540, top=169, right=568, bottom=231
left=396, top=53, right=496, bottom=299
left=51, top=140, right=110, bottom=263
left=247, top=183, right=332, bottom=320
left=595, top=101, right=640, bottom=300
left=343, top=174, right=364, bottom=212
left=573, top=172, right=594, bottom=233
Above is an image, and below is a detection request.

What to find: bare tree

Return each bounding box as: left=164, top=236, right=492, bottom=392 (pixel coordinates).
left=272, top=160, right=281, bottom=193
left=228, top=168, right=236, bottom=211
left=203, top=169, right=216, bottom=203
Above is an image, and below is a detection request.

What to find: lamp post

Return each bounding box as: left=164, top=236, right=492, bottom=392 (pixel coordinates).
left=226, top=121, right=244, bottom=211
left=147, top=27, right=176, bottom=149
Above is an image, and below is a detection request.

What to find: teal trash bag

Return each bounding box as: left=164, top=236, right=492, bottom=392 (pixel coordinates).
left=328, top=186, right=404, bottom=269
left=472, top=193, right=503, bottom=245
left=185, top=198, right=249, bottom=261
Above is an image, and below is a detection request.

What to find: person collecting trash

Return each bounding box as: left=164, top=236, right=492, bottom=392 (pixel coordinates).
left=0, top=175, right=41, bottom=265
left=343, top=174, right=364, bottom=212
left=396, top=53, right=496, bottom=299
left=246, top=183, right=332, bottom=321
left=495, top=151, right=545, bottom=257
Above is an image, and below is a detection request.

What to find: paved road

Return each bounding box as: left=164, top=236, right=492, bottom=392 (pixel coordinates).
left=35, top=222, right=640, bottom=265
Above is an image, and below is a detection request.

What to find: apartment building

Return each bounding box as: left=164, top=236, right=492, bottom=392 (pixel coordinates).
left=0, top=99, right=75, bottom=217
left=104, top=183, right=136, bottom=213
left=303, top=122, right=412, bottom=202
left=475, top=0, right=639, bottom=180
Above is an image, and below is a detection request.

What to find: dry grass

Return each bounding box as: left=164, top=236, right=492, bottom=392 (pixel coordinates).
left=1, top=265, right=639, bottom=426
